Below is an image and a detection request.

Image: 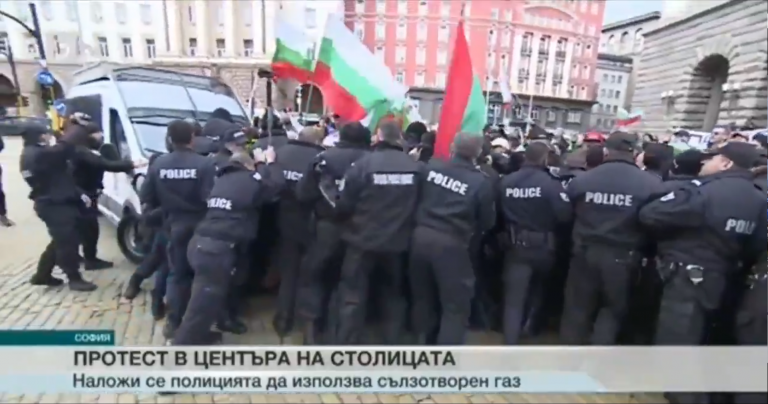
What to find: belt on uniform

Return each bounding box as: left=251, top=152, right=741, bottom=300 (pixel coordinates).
left=509, top=228, right=554, bottom=248
left=659, top=262, right=705, bottom=285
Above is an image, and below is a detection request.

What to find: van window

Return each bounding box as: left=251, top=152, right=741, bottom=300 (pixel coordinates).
left=109, top=108, right=131, bottom=159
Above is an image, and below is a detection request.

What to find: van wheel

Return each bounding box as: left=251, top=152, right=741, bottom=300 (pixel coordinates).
left=117, top=215, right=144, bottom=265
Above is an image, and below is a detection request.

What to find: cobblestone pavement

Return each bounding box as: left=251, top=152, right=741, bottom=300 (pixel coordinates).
left=0, top=138, right=661, bottom=403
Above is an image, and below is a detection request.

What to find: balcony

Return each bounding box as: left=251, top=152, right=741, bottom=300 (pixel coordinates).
left=535, top=73, right=546, bottom=81
left=521, top=46, right=532, bottom=56
left=555, top=50, right=566, bottom=59
left=538, top=47, right=549, bottom=56
left=553, top=73, right=563, bottom=83
left=518, top=69, right=529, bottom=79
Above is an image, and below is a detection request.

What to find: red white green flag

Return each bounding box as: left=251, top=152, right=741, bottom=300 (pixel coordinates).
left=272, top=18, right=315, bottom=83
left=434, top=20, right=486, bottom=159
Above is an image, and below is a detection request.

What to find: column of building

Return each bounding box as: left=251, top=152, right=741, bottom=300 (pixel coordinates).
left=510, top=31, right=524, bottom=94
left=194, top=0, right=209, bottom=56
left=560, top=40, right=574, bottom=98
left=543, top=39, right=557, bottom=96
left=165, top=0, right=182, bottom=56
left=526, top=33, right=541, bottom=94
left=223, top=0, right=237, bottom=57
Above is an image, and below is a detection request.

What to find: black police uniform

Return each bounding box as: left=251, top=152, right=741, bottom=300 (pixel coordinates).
left=139, top=147, right=217, bottom=339
left=639, top=170, right=765, bottom=346
left=272, top=139, right=325, bottom=338
left=295, top=141, right=369, bottom=343
left=560, top=135, right=662, bottom=345
left=0, top=133, right=7, bottom=222
left=733, top=254, right=767, bottom=404
left=20, top=126, right=95, bottom=290
left=174, top=160, right=284, bottom=345
left=499, top=163, right=572, bottom=344
left=410, top=157, right=496, bottom=345
left=71, top=145, right=134, bottom=268
left=333, top=142, right=422, bottom=344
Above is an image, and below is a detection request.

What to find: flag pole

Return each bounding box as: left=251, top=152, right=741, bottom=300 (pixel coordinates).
left=524, top=93, right=534, bottom=136
left=484, top=77, right=491, bottom=124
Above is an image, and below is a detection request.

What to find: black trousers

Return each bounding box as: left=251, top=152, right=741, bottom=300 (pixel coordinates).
left=409, top=226, right=475, bottom=345
left=502, top=247, right=553, bottom=345
left=35, top=203, right=83, bottom=280
left=336, top=246, right=406, bottom=345
left=166, top=223, right=197, bottom=329
left=297, top=220, right=345, bottom=325
left=560, top=244, right=638, bottom=345
left=78, top=195, right=100, bottom=260
left=174, top=236, right=236, bottom=345
left=733, top=277, right=767, bottom=404
left=0, top=164, right=7, bottom=216
left=275, top=237, right=308, bottom=325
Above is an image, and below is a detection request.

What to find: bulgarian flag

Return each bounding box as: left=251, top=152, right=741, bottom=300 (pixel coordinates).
left=617, top=108, right=642, bottom=127
left=315, top=15, right=408, bottom=122
left=272, top=18, right=316, bottom=83
left=434, top=20, right=486, bottom=160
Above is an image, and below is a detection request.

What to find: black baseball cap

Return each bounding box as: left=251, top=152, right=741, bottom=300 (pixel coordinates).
left=605, top=131, right=640, bottom=152
left=220, top=126, right=248, bottom=146
left=703, top=142, right=761, bottom=169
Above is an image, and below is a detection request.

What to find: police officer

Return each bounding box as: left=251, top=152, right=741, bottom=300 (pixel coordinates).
left=410, top=132, right=496, bottom=345
left=332, top=121, right=421, bottom=344
left=639, top=142, right=764, bottom=344
left=21, top=121, right=100, bottom=291
left=71, top=123, right=139, bottom=270
left=140, top=120, right=217, bottom=341
left=559, top=131, right=662, bottom=345
left=499, top=142, right=572, bottom=344
left=0, top=131, right=12, bottom=227
left=272, top=127, right=325, bottom=340
left=174, top=148, right=284, bottom=345
left=295, top=122, right=370, bottom=344
left=733, top=254, right=767, bottom=404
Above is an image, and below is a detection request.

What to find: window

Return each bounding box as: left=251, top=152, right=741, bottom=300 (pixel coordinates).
left=515, top=107, right=524, bottom=119
left=417, top=22, right=427, bottom=41
left=582, top=65, right=590, bottom=78
left=187, top=5, right=196, bottom=24
left=216, top=3, right=225, bottom=26
left=188, top=38, right=198, bottom=56
left=579, top=86, right=587, bottom=99
left=568, top=111, right=582, bottom=123
left=415, top=71, right=425, bottom=87
left=531, top=109, right=539, bottom=120
left=374, top=46, right=384, bottom=60
left=416, top=47, right=426, bottom=65
left=140, top=3, right=152, bottom=24
left=547, top=110, right=556, bottom=122
left=397, top=22, right=406, bottom=40
left=354, top=22, right=364, bottom=40
left=98, top=37, right=109, bottom=57
left=504, top=10, right=513, bottom=22
left=109, top=109, right=130, bottom=159
left=436, top=72, right=446, bottom=87
left=395, top=70, right=405, bottom=83
left=376, top=0, right=386, bottom=13
left=376, top=22, right=386, bottom=40
left=596, top=118, right=602, bottom=127
left=355, top=0, right=365, bottom=13
left=617, top=75, right=623, bottom=84
left=145, top=38, right=156, bottom=58
left=600, top=89, right=606, bottom=97
left=0, top=35, right=7, bottom=55
left=304, top=7, right=317, bottom=29
left=397, top=0, right=408, bottom=14
left=502, top=30, right=511, bottom=47
left=243, top=2, right=253, bottom=26
left=438, top=25, right=449, bottom=42
left=602, top=73, right=608, bottom=82
left=607, top=89, right=613, bottom=97
left=574, top=42, right=582, bottom=56
left=487, top=30, right=497, bottom=47
left=612, top=106, right=618, bottom=114
left=396, top=46, right=406, bottom=63
left=571, top=64, right=579, bottom=78
left=91, top=2, right=103, bottom=22
left=500, top=54, right=508, bottom=69
left=437, top=50, right=447, bottom=66
left=122, top=38, right=133, bottom=58
left=585, top=44, right=592, bottom=56
left=490, top=8, right=499, bottom=20
left=53, top=35, right=63, bottom=55
left=607, top=119, right=614, bottom=128
left=615, top=91, right=621, bottom=99
left=487, top=53, right=496, bottom=70
left=40, top=1, right=53, bottom=20
left=418, top=1, right=428, bottom=15
left=65, top=1, right=78, bottom=21
left=243, top=39, right=255, bottom=57
left=609, top=75, right=615, bottom=83
left=215, top=39, right=226, bottom=57
left=441, top=2, right=450, bottom=17
left=27, top=42, right=38, bottom=56
left=115, top=2, right=127, bottom=24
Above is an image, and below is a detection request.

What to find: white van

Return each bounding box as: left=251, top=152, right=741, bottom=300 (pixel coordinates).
left=61, top=63, right=249, bottom=264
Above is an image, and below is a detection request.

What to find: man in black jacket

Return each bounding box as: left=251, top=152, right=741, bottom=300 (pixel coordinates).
left=0, top=133, right=12, bottom=227
left=71, top=126, right=139, bottom=270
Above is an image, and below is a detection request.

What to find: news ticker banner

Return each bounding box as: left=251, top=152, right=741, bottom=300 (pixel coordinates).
left=0, top=341, right=765, bottom=394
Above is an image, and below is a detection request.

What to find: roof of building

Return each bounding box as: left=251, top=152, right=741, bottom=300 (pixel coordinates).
left=602, top=11, right=662, bottom=33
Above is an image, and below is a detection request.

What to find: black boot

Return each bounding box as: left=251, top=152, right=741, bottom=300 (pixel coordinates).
left=122, top=274, right=143, bottom=300
left=29, top=274, right=64, bottom=286
left=163, top=322, right=177, bottom=342
left=272, top=312, right=294, bottom=340
left=68, top=278, right=97, bottom=292
left=151, top=296, right=165, bottom=321
left=217, top=317, right=248, bottom=335
left=84, top=258, right=114, bottom=271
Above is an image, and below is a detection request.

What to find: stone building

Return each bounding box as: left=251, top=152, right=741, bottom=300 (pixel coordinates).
left=631, top=0, right=767, bottom=134
left=591, top=52, right=632, bottom=131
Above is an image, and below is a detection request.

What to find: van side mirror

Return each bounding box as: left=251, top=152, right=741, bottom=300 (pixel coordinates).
left=99, top=143, right=120, bottom=161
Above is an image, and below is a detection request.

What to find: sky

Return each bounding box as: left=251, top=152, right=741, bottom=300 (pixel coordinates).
left=603, top=0, right=665, bottom=25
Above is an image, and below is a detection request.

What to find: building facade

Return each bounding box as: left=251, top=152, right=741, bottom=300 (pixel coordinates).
left=599, top=11, right=661, bottom=112
left=631, top=0, right=768, bottom=134
left=591, top=52, right=632, bottom=131
left=345, top=0, right=606, bottom=129
left=0, top=0, right=340, bottom=115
